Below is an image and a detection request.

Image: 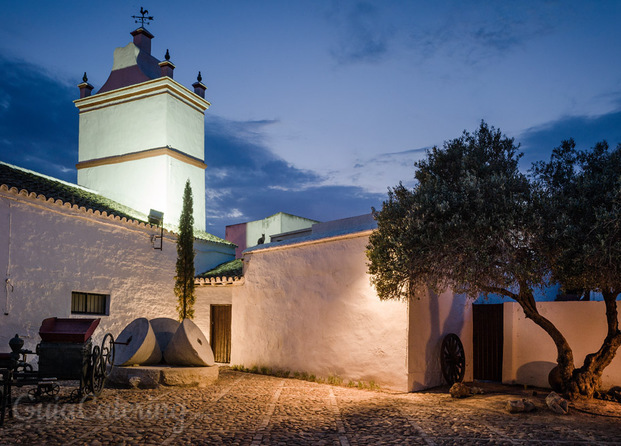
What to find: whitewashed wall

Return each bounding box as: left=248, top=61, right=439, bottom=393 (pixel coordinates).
left=503, top=301, right=621, bottom=389
left=408, top=290, right=473, bottom=391
left=232, top=234, right=410, bottom=391
left=246, top=213, right=316, bottom=248
left=0, top=189, right=181, bottom=353
left=78, top=156, right=207, bottom=233
left=77, top=79, right=206, bottom=161
left=75, top=78, right=209, bottom=231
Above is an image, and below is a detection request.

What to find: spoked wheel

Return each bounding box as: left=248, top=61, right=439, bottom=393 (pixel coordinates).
left=90, top=345, right=106, bottom=397
left=17, top=363, right=34, bottom=373
left=101, top=333, right=115, bottom=378
left=440, top=333, right=465, bottom=385
left=27, top=387, right=41, bottom=402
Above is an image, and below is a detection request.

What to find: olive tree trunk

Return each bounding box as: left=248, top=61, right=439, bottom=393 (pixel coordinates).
left=513, top=286, right=621, bottom=399
left=567, top=291, right=621, bottom=398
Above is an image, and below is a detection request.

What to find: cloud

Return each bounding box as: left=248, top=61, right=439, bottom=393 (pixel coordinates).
left=358, top=147, right=430, bottom=166
left=408, top=2, right=554, bottom=66
left=471, top=24, right=521, bottom=52
left=517, top=105, right=621, bottom=167
left=204, top=115, right=320, bottom=188
left=326, top=1, right=394, bottom=64
left=203, top=115, right=385, bottom=236
left=0, top=54, right=79, bottom=182
left=325, top=146, right=430, bottom=194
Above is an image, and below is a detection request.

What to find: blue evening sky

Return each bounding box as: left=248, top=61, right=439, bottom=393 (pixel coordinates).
left=1, top=1, right=620, bottom=237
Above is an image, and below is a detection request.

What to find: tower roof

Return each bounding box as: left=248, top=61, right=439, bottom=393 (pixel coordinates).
left=98, top=27, right=162, bottom=94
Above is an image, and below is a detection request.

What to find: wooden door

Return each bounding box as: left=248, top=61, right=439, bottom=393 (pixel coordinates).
left=473, top=304, right=503, bottom=381
left=210, top=305, right=232, bottom=363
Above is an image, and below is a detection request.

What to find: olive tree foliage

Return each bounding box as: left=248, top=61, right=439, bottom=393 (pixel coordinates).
left=175, top=180, right=196, bottom=320
left=368, top=122, right=542, bottom=302
left=532, top=139, right=621, bottom=395
left=367, top=122, right=621, bottom=398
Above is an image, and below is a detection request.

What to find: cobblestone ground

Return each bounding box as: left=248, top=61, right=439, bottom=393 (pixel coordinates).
left=2, top=368, right=621, bottom=445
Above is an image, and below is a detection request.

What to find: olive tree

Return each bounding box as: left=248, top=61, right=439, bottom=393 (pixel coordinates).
left=367, top=122, right=620, bottom=398
left=532, top=139, right=621, bottom=396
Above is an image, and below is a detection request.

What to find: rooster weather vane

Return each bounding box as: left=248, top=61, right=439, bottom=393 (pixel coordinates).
left=132, top=7, right=154, bottom=27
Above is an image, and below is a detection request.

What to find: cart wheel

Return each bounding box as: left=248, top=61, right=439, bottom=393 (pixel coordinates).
left=90, top=345, right=106, bottom=397
left=101, top=333, right=115, bottom=377
left=70, top=388, right=85, bottom=402
left=37, top=382, right=60, bottom=398
left=440, top=333, right=465, bottom=385
left=17, top=363, right=34, bottom=373
left=27, top=387, right=41, bottom=402
left=85, top=345, right=100, bottom=395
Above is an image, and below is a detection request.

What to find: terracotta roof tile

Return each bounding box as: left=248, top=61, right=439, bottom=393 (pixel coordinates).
left=197, top=259, right=242, bottom=279
left=0, top=161, right=146, bottom=222
left=0, top=161, right=237, bottom=248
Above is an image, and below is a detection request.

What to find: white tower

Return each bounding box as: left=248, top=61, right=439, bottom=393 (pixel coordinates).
left=74, top=27, right=209, bottom=230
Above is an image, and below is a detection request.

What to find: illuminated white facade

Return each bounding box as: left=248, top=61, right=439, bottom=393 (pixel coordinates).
left=0, top=178, right=233, bottom=354
left=74, top=28, right=209, bottom=230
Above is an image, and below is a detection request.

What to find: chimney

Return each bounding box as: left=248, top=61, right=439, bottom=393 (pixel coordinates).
left=131, top=27, right=154, bottom=54
left=78, top=72, right=94, bottom=98
left=192, top=71, right=207, bottom=99
left=159, top=49, right=175, bottom=78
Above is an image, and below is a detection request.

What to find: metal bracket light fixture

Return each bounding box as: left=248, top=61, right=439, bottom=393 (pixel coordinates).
left=148, top=209, right=164, bottom=250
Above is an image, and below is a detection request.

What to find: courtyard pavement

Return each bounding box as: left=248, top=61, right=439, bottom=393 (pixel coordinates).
left=1, top=368, right=621, bottom=445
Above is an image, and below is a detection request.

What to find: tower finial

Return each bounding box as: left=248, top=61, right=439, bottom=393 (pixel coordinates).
left=193, top=72, right=207, bottom=98
left=78, top=72, right=94, bottom=98
left=165, top=49, right=170, bottom=61
left=132, top=7, right=154, bottom=27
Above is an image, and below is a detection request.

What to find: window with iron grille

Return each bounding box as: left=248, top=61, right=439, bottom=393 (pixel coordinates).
left=71, top=292, right=108, bottom=315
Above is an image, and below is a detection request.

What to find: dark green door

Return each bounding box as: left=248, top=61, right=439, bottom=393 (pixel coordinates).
left=473, top=304, right=503, bottom=381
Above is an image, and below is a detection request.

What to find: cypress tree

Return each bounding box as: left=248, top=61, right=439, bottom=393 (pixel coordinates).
left=175, top=180, right=196, bottom=320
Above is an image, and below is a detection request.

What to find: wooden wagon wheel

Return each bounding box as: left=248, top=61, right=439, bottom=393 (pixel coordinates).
left=101, top=333, right=115, bottom=378
left=440, top=333, right=465, bottom=385
left=90, top=345, right=106, bottom=397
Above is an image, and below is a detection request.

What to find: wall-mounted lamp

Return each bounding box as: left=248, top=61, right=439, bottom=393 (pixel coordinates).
left=148, top=209, right=164, bottom=250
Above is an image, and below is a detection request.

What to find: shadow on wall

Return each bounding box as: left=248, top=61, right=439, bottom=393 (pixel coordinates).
left=516, top=361, right=556, bottom=389
left=423, top=290, right=466, bottom=387
left=423, top=290, right=440, bottom=386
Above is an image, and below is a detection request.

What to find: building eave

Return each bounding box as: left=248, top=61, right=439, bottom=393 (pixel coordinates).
left=74, top=76, right=210, bottom=114
left=0, top=183, right=171, bottom=237
left=195, top=276, right=245, bottom=286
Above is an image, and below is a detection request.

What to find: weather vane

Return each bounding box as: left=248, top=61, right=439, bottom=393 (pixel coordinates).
left=132, top=7, right=154, bottom=27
